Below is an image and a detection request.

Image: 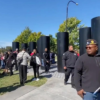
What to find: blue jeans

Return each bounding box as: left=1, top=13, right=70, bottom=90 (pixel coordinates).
left=1, top=60, right=5, bottom=69
left=83, top=92, right=100, bottom=100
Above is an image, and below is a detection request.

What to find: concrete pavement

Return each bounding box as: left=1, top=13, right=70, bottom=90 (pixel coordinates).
left=0, top=86, right=37, bottom=100
left=16, top=78, right=82, bottom=100
left=0, top=64, right=82, bottom=100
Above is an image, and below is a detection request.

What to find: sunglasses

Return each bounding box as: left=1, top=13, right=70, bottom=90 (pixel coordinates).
left=85, top=46, right=95, bottom=49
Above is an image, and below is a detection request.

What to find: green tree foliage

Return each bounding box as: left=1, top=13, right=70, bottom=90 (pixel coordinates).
left=0, top=46, right=12, bottom=53
left=5, top=46, right=12, bottom=51
left=49, top=34, right=57, bottom=53
left=58, top=17, right=84, bottom=49
left=13, top=27, right=44, bottom=50
left=28, top=32, right=44, bottom=42
left=14, top=27, right=32, bottom=46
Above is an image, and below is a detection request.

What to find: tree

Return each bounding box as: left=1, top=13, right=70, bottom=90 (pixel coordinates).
left=14, top=27, right=32, bottom=48
left=28, top=32, right=44, bottom=42
left=6, top=46, right=12, bottom=51
left=0, top=46, right=12, bottom=53
left=49, top=34, right=57, bottom=53
left=58, top=17, right=84, bottom=49
left=14, top=27, right=32, bottom=43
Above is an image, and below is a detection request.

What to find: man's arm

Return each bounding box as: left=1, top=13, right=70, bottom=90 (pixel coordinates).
left=74, top=57, right=85, bottom=98
left=43, top=53, right=47, bottom=62
left=74, top=57, right=83, bottom=91
left=26, top=53, right=31, bottom=60
left=62, top=52, right=67, bottom=69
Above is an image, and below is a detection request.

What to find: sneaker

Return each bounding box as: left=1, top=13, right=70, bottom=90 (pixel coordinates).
left=32, top=78, right=37, bottom=81
left=36, top=78, right=40, bottom=81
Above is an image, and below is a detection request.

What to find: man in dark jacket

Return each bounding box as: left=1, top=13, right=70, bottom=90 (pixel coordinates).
left=62, top=45, right=78, bottom=86
left=74, top=39, right=100, bottom=100
left=43, top=48, right=50, bottom=73
left=13, top=48, right=19, bottom=71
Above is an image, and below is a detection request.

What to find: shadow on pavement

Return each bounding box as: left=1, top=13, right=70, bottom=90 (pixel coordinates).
left=0, top=84, right=21, bottom=95
left=41, top=74, right=52, bottom=78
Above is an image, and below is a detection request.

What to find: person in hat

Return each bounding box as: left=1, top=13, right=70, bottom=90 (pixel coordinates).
left=74, top=39, right=100, bottom=100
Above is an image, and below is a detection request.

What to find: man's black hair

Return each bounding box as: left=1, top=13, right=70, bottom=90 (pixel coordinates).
left=68, top=45, right=73, bottom=47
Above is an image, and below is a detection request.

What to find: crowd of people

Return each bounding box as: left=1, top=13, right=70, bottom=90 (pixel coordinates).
left=1, top=39, right=100, bottom=100
left=0, top=47, right=56, bottom=85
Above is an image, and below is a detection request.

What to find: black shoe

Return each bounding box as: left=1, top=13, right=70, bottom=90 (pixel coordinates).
left=24, top=80, right=27, bottom=83
left=20, top=82, right=24, bottom=86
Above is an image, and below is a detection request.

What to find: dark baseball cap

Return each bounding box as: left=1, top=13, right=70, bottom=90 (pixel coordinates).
left=86, top=39, right=98, bottom=45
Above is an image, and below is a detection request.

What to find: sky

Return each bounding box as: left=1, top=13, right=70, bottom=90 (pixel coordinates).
left=0, top=0, right=100, bottom=47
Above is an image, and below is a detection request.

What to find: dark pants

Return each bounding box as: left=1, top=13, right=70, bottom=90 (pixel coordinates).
left=44, top=62, right=50, bottom=72
left=64, top=67, right=74, bottom=86
left=15, top=61, right=18, bottom=70
left=33, top=64, right=39, bottom=78
left=19, top=65, right=27, bottom=84
left=9, top=65, right=13, bottom=75
left=1, top=60, right=5, bottom=69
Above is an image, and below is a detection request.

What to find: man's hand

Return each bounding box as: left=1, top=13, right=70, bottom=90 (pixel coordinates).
left=47, top=61, right=49, bottom=63
left=64, top=66, right=67, bottom=69
left=77, top=89, right=85, bottom=98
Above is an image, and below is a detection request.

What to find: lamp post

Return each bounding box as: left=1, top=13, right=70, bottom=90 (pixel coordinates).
left=66, top=0, right=78, bottom=32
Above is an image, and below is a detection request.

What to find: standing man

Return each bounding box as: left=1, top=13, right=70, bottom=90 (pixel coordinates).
left=17, top=47, right=31, bottom=85
left=13, top=48, right=19, bottom=71
left=62, top=45, right=78, bottom=87
left=74, top=39, right=100, bottom=100
left=43, top=48, right=50, bottom=73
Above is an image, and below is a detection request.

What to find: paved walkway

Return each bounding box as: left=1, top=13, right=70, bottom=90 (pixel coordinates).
left=28, top=64, right=64, bottom=79
left=0, top=64, right=82, bottom=100
left=0, top=86, right=37, bottom=100
left=16, top=78, right=82, bottom=100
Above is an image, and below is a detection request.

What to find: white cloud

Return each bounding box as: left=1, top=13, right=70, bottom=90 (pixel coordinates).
left=0, top=41, right=12, bottom=47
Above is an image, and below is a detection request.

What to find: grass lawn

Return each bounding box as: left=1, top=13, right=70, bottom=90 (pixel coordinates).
left=0, top=70, right=47, bottom=95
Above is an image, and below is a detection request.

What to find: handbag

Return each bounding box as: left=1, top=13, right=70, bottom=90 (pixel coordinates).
left=36, top=56, right=41, bottom=65
left=17, top=52, right=25, bottom=65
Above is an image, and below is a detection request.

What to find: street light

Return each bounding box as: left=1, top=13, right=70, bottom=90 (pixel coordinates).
left=65, top=0, right=78, bottom=32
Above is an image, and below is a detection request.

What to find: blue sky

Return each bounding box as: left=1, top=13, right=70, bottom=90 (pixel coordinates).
left=0, top=0, right=100, bottom=47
